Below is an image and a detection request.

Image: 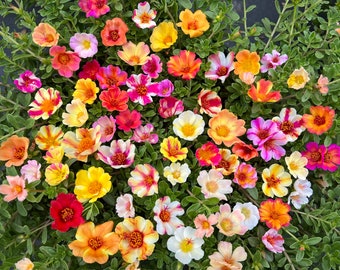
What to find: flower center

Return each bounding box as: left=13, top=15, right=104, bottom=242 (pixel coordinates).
left=136, top=85, right=148, bottom=95
left=14, top=185, right=23, bottom=194
left=237, top=172, right=246, bottom=181
left=129, top=231, right=144, bottom=248
left=294, top=75, right=305, bottom=84
left=181, top=124, right=195, bottom=137
left=216, top=126, right=230, bottom=137
left=40, top=99, right=55, bottom=113
left=172, top=170, right=181, bottom=179
left=163, top=35, right=173, bottom=45
left=216, top=66, right=228, bottom=76
left=144, top=176, right=154, bottom=187
left=104, top=126, right=114, bottom=136
left=14, top=146, right=25, bottom=160
left=181, top=66, right=191, bottom=73
left=45, top=34, right=55, bottom=43
left=310, top=151, right=321, bottom=162
left=202, top=220, right=210, bottom=229
left=58, top=53, right=70, bottom=65
left=258, top=129, right=269, bottom=139
left=323, top=152, right=331, bottom=163
left=78, top=137, right=94, bottom=153
left=88, top=236, right=103, bottom=250
left=111, top=152, right=127, bottom=165
left=82, top=40, right=91, bottom=49
left=88, top=180, right=102, bottom=194
left=206, top=181, right=218, bottom=193
left=216, top=160, right=231, bottom=171
left=280, top=121, right=293, bottom=133
left=313, top=116, right=326, bottom=126
left=187, top=21, right=197, bottom=30
left=289, top=161, right=299, bottom=171
left=220, top=218, right=232, bottom=232
left=179, top=238, right=194, bottom=253
left=107, top=78, right=118, bottom=86
left=110, top=30, right=119, bottom=42
left=266, top=176, right=280, bottom=188
left=95, top=0, right=105, bottom=8
left=129, top=56, right=141, bottom=65
left=241, top=207, right=251, bottom=219
left=140, top=13, right=151, bottom=23
left=60, top=207, right=74, bottom=222
left=159, top=209, right=171, bottom=222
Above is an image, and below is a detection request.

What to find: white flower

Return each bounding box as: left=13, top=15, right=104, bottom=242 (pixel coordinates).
left=167, top=226, right=204, bottom=265
left=285, top=151, right=309, bottom=180
left=15, top=257, right=34, bottom=270
left=163, top=162, right=191, bottom=186
left=132, top=2, right=157, bottom=29
left=293, top=179, right=313, bottom=197
left=115, top=194, right=135, bottom=218
left=173, top=110, right=205, bottom=141
left=233, top=202, right=260, bottom=230
left=288, top=191, right=309, bottom=209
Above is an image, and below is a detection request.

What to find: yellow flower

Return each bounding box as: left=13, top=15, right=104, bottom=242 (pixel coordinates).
left=160, top=136, right=188, bottom=162
left=43, top=146, right=64, bottom=164
left=150, top=21, right=178, bottom=52
left=287, top=67, right=310, bottom=90
left=35, top=125, right=64, bottom=151
left=234, top=50, right=260, bottom=76
left=285, top=151, right=308, bottom=179
left=262, top=164, right=292, bottom=197
left=176, top=9, right=210, bottom=38
left=45, top=163, right=69, bottom=186
left=117, top=41, right=150, bottom=66
left=62, top=99, right=88, bottom=127
left=73, top=78, right=99, bottom=104
left=74, top=166, right=112, bottom=203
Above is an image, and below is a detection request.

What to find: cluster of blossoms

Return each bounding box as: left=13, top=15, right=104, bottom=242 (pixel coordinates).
left=0, top=1, right=339, bottom=269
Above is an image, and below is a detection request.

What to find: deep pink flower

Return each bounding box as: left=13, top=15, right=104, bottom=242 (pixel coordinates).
left=260, top=50, right=288, bottom=73
left=150, top=79, right=174, bottom=97
left=126, top=74, right=157, bottom=105
left=323, top=144, right=340, bottom=172
left=301, top=142, right=327, bottom=170
left=78, top=0, right=110, bottom=18
left=96, top=65, right=128, bottom=89
left=158, top=96, right=184, bottom=118
left=49, top=46, right=81, bottom=78
left=257, top=131, right=287, bottom=162
left=195, top=142, right=222, bottom=166
left=131, top=123, right=159, bottom=144
left=115, top=110, right=142, bottom=132
left=205, top=51, right=234, bottom=83
left=247, top=117, right=279, bottom=146
left=92, top=115, right=116, bottom=143
left=14, top=70, right=42, bottom=93
left=142, top=54, right=163, bottom=78
left=262, top=229, right=285, bottom=253
left=78, top=59, right=101, bottom=80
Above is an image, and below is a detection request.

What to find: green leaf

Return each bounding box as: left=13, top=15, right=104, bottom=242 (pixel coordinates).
left=16, top=201, right=27, bottom=216
left=304, top=237, right=322, bottom=245
left=179, top=0, right=192, bottom=9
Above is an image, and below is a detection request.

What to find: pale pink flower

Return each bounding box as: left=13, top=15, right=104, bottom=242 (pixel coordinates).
left=20, top=160, right=41, bottom=183
left=132, top=1, right=157, bottom=29
left=131, top=123, right=159, bottom=144
left=233, top=202, right=260, bottom=230
left=125, top=260, right=140, bottom=270
left=194, top=213, right=218, bottom=238
left=92, top=115, right=116, bottom=143
left=142, top=54, right=163, bottom=78
left=116, top=194, right=135, bottom=218
left=69, top=33, right=98, bottom=58
left=197, top=89, right=222, bottom=117
left=153, top=196, right=184, bottom=235
left=14, top=70, right=42, bottom=93
left=126, top=74, right=157, bottom=105
left=260, top=50, right=288, bottom=73
left=293, top=179, right=313, bottom=197
left=158, top=96, right=184, bottom=118
left=0, top=175, right=27, bottom=202
left=15, top=257, right=34, bottom=270
left=128, top=164, right=159, bottom=197
left=262, top=229, right=285, bottom=253
left=205, top=51, right=234, bottom=83
left=317, top=74, right=329, bottom=94
left=288, top=191, right=309, bottom=209
left=216, top=203, right=247, bottom=236
left=239, top=72, right=255, bottom=85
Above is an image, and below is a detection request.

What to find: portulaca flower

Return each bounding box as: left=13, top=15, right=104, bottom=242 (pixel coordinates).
left=163, top=162, right=191, bottom=186
left=116, top=194, right=135, bottom=218
left=233, top=202, right=260, bottom=230
left=69, top=33, right=98, bottom=58
left=173, top=110, right=205, bottom=141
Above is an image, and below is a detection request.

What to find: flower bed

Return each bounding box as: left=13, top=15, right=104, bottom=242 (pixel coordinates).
left=0, top=0, right=340, bottom=269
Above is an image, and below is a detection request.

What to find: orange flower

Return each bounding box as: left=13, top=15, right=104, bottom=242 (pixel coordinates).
left=176, top=9, right=210, bottom=38
left=35, top=125, right=64, bottom=151
left=167, top=50, right=202, bottom=80
left=213, top=149, right=239, bottom=176
left=0, top=135, right=29, bottom=167
left=101, top=18, right=129, bottom=46
left=259, top=198, right=291, bottom=230
left=302, top=106, right=335, bottom=135
left=247, top=79, right=281, bottom=102
left=208, top=109, right=246, bottom=147
left=232, top=142, right=258, bottom=161
left=234, top=50, right=260, bottom=76
left=32, top=22, right=59, bottom=47
left=73, top=78, right=99, bottom=104
left=68, top=221, right=120, bottom=264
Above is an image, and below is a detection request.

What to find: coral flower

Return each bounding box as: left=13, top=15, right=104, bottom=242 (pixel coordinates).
left=0, top=135, right=29, bottom=167
left=302, top=105, right=335, bottom=135
left=14, top=70, right=42, bottom=93
left=173, top=110, right=205, bottom=141
left=208, top=109, right=246, bottom=147
left=32, top=22, right=59, bottom=47
left=116, top=110, right=142, bottom=132
left=98, top=139, right=136, bottom=169
left=0, top=175, right=27, bottom=202
left=160, top=136, right=188, bottom=162
left=142, top=54, right=163, bottom=79
left=61, top=126, right=101, bottom=162
left=176, top=9, right=210, bottom=38
left=232, top=141, right=259, bottom=161
left=262, top=164, right=292, bottom=198
left=233, top=50, right=260, bottom=75
left=213, top=149, right=240, bottom=176
left=128, top=164, right=159, bottom=197
left=115, top=216, right=159, bottom=263
left=73, top=78, right=99, bottom=104
left=28, top=87, right=62, bottom=120
left=167, top=50, right=202, bottom=80
left=247, top=79, right=281, bottom=102
left=316, top=74, right=329, bottom=94
left=132, top=1, right=157, bottom=29
left=205, top=51, right=234, bottom=83
left=78, top=0, right=110, bottom=18
left=150, top=21, right=178, bottom=52
left=69, top=33, right=98, bottom=58
left=92, top=115, right=116, bottom=143
left=101, top=18, right=129, bottom=46
left=50, top=193, right=84, bottom=232
left=158, top=96, right=184, bottom=118
left=197, top=89, right=222, bottom=117
left=96, top=65, right=128, bottom=89
left=287, top=67, right=310, bottom=89
left=116, top=194, right=135, bottom=218
left=262, top=229, right=285, bottom=254
left=163, top=162, right=191, bottom=186
left=45, top=163, right=69, bottom=186
left=195, top=142, right=222, bottom=166
left=259, top=198, right=291, bottom=230
left=35, top=125, right=64, bottom=151
left=74, top=166, right=111, bottom=203
left=99, top=86, right=129, bottom=112
left=126, top=74, right=156, bottom=105
left=78, top=59, right=100, bottom=80
left=301, top=142, right=327, bottom=170
left=62, top=99, right=88, bottom=127
left=233, top=162, right=258, bottom=189
left=49, top=45, right=81, bottom=78
left=118, top=42, right=150, bottom=66
left=285, top=151, right=309, bottom=179
left=194, top=213, right=218, bottom=238
left=15, top=258, right=34, bottom=270
left=68, top=221, right=120, bottom=264
left=323, top=144, right=340, bottom=172
left=216, top=203, right=248, bottom=236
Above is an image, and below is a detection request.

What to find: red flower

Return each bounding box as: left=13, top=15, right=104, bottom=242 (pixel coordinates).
left=79, top=59, right=101, bottom=80
left=232, top=141, right=259, bottom=161
left=247, top=79, right=281, bottom=103
left=96, top=65, right=128, bottom=89
left=50, top=193, right=85, bottom=232
left=158, top=96, right=184, bottom=118
left=99, top=86, right=129, bottom=112
left=116, top=110, right=142, bottom=132
left=49, top=46, right=81, bottom=78
left=195, top=142, right=222, bottom=166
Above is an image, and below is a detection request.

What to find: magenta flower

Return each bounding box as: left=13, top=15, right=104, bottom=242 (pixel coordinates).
left=158, top=96, right=184, bottom=118
left=323, top=144, right=340, bottom=172
left=301, top=142, right=327, bottom=170
left=96, top=65, right=128, bottom=89
left=126, top=74, right=157, bottom=105
left=92, top=115, right=116, bottom=143
left=247, top=117, right=279, bottom=146
left=195, top=142, right=222, bottom=166
left=257, top=131, right=287, bottom=161
left=149, top=79, right=174, bottom=97
left=205, top=51, right=234, bottom=83
left=14, top=70, right=42, bottom=93
left=260, top=50, right=288, bottom=73
left=262, top=229, right=285, bottom=253
left=69, top=33, right=98, bottom=58
left=78, top=0, right=110, bottom=18
left=131, top=123, right=159, bottom=144
left=142, top=54, right=163, bottom=78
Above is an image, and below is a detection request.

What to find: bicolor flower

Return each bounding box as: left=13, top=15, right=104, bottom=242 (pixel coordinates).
left=132, top=1, right=157, bottom=29
left=35, top=125, right=63, bottom=151
left=45, top=163, right=69, bottom=186
left=49, top=45, right=81, bottom=78
left=262, top=229, right=285, bottom=253
left=197, top=89, right=222, bottom=117
left=163, top=162, right=191, bottom=186
left=78, top=0, right=110, bottom=18
left=213, top=149, right=239, bottom=176
left=128, top=164, right=159, bottom=197
left=14, top=70, right=42, bottom=93
left=195, top=142, right=222, bottom=166
left=232, top=142, right=259, bottom=161
left=126, top=74, right=156, bottom=105
left=62, top=99, right=88, bottom=127
left=285, top=151, right=309, bottom=179
left=287, top=67, right=310, bottom=89
left=233, top=202, right=260, bottom=230
left=160, top=136, right=188, bottom=162
left=173, top=110, right=205, bottom=141
left=92, top=115, right=116, bottom=143
left=96, top=65, right=128, bottom=89
left=116, top=194, right=135, bottom=218
left=216, top=203, right=248, bottom=236
left=262, top=164, right=292, bottom=197
left=21, top=160, right=41, bottom=183
left=158, top=96, right=184, bottom=118
left=131, top=123, right=159, bottom=144
left=205, top=51, right=234, bottom=83
left=247, top=79, right=281, bottom=102
left=233, top=162, right=258, bottom=189
left=118, top=41, right=150, bottom=66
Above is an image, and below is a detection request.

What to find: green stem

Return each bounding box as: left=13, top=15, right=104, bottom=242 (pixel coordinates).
left=288, top=5, right=297, bottom=46
left=243, top=0, right=248, bottom=38
left=0, top=94, right=26, bottom=109
left=329, top=78, right=340, bottom=85
left=0, top=123, right=43, bottom=141
left=186, top=189, right=212, bottom=214
left=283, top=227, right=300, bottom=242
left=283, top=250, right=297, bottom=270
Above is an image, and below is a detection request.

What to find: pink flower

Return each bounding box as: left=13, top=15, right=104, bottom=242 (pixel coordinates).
left=0, top=175, right=27, bottom=202
left=301, top=142, right=327, bottom=170
left=20, top=160, right=41, bottom=183
left=150, top=79, right=174, bottom=97
left=247, top=117, right=278, bottom=146
left=92, top=115, right=116, bottom=143
left=260, top=50, right=288, bottom=73
left=317, top=74, right=329, bottom=94
left=197, top=89, right=222, bottom=117
left=131, top=123, right=159, bottom=144
left=116, top=194, right=135, bottom=218
left=194, top=213, right=218, bottom=238
left=98, top=139, right=136, bottom=169
left=257, top=131, right=287, bottom=162
left=158, top=96, right=184, bottom=118
left=216, top=203, right=248, bottom=236
left=142, top=54, right=163, bottom=78
left=128, top=164, right=159, bottom=197
left=132, top=1, right=157, bottom=29
left=69, top=33, right=98, bottom=58
left=78, top=0, right=110, bottom=18
left=262, top=229, right=285, bottom=253
left=233, top=162, right=258, bottom=189
left=126, top=74, right=157, bottom=105
left=205, top=51, right=234, bottom=83
left=323, top=144, right=340, bottom=172
left=96, top=65, right=128, bottom=89
left=195, top=142, right=222, bottom=166
left=14, top=70, right=42, bottom=93
left=49, top=46, right=81, bottom=78
left=153, top=196, right=184, bottom=235
left=78, top=59, right=100, bottom=80
left=115, top=110, right=142, bottom=132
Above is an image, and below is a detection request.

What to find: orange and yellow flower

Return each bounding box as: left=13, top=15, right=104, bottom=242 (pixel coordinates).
left=68, top=221, right=120, bottom=264
left=43, top=146, right=64, bottom=164
left=247, top=79, right=281, bottom=102
left=62, top=99, right=88, bottom=127
left=176, top=9, right=210, bottom=38
left=302, top=105, right=335, bottom=135
left=32, top=22, right=59, bottom=47
left=150, top=21, right=178, bottom=52
left=208, top=109, right=246, bottom=147
left=234, top=50, right=260, bottom=76
left=101, top=18, right=129, bottom=46
left=73, top=78, right=99, bottom=104
left=259, top=198, right=291, bottom=230
left=117, top=41, right=150, bottom=66
left=115, top=216, right=159, bottom=263
left=167, top=50, right=202, bottom=80
left=35, top=125, right=64, bottom=151
left=287, top=67, right=310, bottom=90
left=213, top=149, right=239, bottom=176
left=0, top=135, right=29, bottom=167
left=160, top=136, right=188, bottom=162
left=262, top=164, right=292, bottom=198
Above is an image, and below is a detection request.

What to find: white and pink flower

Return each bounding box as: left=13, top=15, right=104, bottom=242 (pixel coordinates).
left=132, top=1, right=157, bottom=29
left=205, top=51, right=234, bottom=83
left=262, top=229, right=285, bottom=253
left=131, top=123, right=159, bottom=144
left=116, top=194, right=135, bottom=218
left=197, top=89, right=222, bottom=117
left=216, top=203, right=248, bottom=236
left=69, top=33, right=98, bottom=58
left=20, top=160, right=41, bottom=183
left=128, top=164, right=159, bottom=197
left=126, top=74, right=157, bottom=105
left=92, top=115, right=116, bottom=143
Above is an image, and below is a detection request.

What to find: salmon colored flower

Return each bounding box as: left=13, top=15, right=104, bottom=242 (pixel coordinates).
left=208, top=109, right=246, bottom=147
left=35, top=125, right=64, bottom=151
left=28, top=87, right=62, bottom=120
left=195, top=142, right=222, bottom=166
left=197, top=89, right=222, bottom=117
left=128, top=164, right=159, bottom=197
left=49, top=46, right=81, bottom=78
left=232, top=142, right=258, bottom=161
left=262, top=164, right=292, bottom=198
left=160, top=136, right=188, bottom=162
left=32, top=22, right=59, bottom=47
left=43, top=146, right=64, bottom=164
left=74, top=166, right=112, bottom=203
left=101, top=18, right=129, bottom=46
left=216, top=203, right=247, bottom=236
left=213, top=149, right=240, bottom=176
left=73, top=78, right=99, bottom=104
left=78, top=0, right=110, bottom=18
left=205, top=51, right=234, bottom=83
left=99, top=86, right=129, bottom=112
left=68, top=221, right=120, bottom=264
left=62, top=99, right=88, bottom=127
left=323, top=144, right=340, bottom=172
left=234, top=50, right=260, bottom=76
left=115, top=216, right=159, bottom=263
left=150, top=21, right=178, bottom=52
left=173, top=110, right=205, bottom=141
left=287, top=67, right=310, bottom=89
left=45, top=163, right=69, bottom=186
left=247, top=79, right=281, bottom=102
left=167, top=50, right=202, bottom=80
left=132, top=1, right=157, bottom=29
left=176, top=9, right=210, bottom=38
left=14, top=258, right=34, bottom=270
left=0, top=175, right=27, bottom=202
left=259, top=198, right=291, bottom=230
left=118, top=42, right=150, bottom=66
left=14, top=70, right=42, bottom=93
left=233, top=162, right=258, bottom=189
left=0, top=135, right=29, bottom=167
left=96, top=65, right=128, bottom=89
left=61, top=126, right=101, bottom=162
left=239, top=72, right=256, bottom=85
left=302, top=105, right=335, bottom=135
left=316, top=74, right=329, bottom=94
left=194, top=213, right=218, bottom=238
